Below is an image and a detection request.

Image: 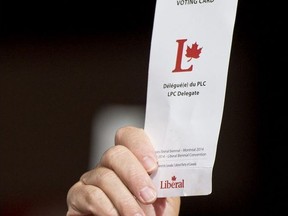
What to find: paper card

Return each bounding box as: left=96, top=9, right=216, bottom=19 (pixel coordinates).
left=144, top=0, right=239, bottom=197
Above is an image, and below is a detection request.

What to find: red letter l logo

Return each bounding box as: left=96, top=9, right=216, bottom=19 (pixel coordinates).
left=172, top=39, right=193, bottom=73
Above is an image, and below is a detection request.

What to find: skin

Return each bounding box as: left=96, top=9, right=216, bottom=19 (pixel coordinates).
left=66, top=126, right=181, bottom=216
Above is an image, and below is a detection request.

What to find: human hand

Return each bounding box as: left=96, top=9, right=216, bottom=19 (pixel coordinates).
left=66, top=126, right=180, bottom=216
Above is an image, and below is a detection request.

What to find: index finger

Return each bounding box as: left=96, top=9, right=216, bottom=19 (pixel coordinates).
left=114, top=126, right=158, bottom=174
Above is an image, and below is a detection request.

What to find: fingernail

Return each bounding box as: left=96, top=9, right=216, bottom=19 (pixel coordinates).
left=140, top=186, right=157, bottom=203
left=143, top=156, right=157, bottom=173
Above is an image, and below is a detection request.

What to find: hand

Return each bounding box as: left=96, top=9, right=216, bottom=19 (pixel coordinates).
left=66, top=126, right=180, bottom=216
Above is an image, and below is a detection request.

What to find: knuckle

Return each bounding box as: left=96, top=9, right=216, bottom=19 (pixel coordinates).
left=96, top=167, right=118, bottom=185
left=83, top=187, right=118, bottom=216
left=115, top=126, right=143, bottom=144
left=101, top=145, right=129, bottom=165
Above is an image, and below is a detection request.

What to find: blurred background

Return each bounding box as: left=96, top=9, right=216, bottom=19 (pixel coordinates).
left=0, top=0, right=286, bottom=215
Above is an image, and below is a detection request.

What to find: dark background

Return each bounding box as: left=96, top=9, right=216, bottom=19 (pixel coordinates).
left=0, top=1, right=286, bottom=215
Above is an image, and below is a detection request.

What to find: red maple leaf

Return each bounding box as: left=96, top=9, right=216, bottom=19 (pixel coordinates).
left=172, top=176, right=176, bottom=181
left=185, top=42, right=202, bottom=62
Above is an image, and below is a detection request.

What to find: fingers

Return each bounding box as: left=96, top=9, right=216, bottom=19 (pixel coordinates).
left=115, top=126, right=158, bottom=173
left=139, top=197, right=181, bottom=216
left=80, top=166, right=147, bottom=215
left=66, top=181, right=118, bottom=216
left=67, top=126, right=160, bottom=216
left=87, top=144, right=157, bottom=204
